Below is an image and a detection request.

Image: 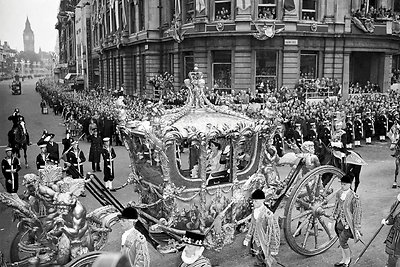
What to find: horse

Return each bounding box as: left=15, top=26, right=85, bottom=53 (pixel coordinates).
left=314, top=140, right=365, bottom=193
left=8, top=124, right=29, bottom=168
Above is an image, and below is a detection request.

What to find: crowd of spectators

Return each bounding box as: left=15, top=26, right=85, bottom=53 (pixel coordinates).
left=349, top=81, right=380, bottom=94
left=352, top=5, right=400, bottom=20
left=295, top=77, right=341, bottom=100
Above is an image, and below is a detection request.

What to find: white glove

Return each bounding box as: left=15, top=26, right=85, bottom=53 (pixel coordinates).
left=243, top=239, right=249, bottom=247
left=382, top=219, right=388, bottom=225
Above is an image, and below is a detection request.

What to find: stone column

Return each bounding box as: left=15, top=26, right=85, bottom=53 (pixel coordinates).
left=342, top=52, right=350, bottom=100
left=383, top=53, right=392, bottom=93
left=235, top=0, right=251, bottom=31
left=324, top=0, right=335, bottom=23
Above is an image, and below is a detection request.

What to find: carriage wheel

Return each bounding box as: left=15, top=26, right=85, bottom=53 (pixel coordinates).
left=283, top=165, right=345, bottom=256
left=10, top=229, right=43, bottom=266
left=64, top=251, right=104, bottom=267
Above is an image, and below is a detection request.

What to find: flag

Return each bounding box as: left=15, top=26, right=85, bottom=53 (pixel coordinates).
left=284, top=0, right=295, bottom=12
left=196, top=0, right=206, bottom=13
left=122, top=0, right=127, bottom=28
left=175, top=0, right=181, bottom=18
left=115, top=0, right=119, bottom=30
left=237, top=0, right=251, bottom=10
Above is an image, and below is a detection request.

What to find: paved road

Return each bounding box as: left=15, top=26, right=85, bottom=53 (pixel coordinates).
left=0, top=78, right=397, bottom=266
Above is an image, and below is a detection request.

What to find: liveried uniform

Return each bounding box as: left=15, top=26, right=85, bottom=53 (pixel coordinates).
left=376, top=113, right=388, bottom=141
left=363, top=116, right=374, bottom=144
left=1, top=156, right=21, bottom=193
left=65, top=147, right=86, bottom=178
left=345, top=120, right=354, bottom=149
left=102, top=146, right=116, bottom=182
left=178, top=256, right=212, bottom=267
left=36, top=152, right=49, bottom=170
left=354, top=117, right=363, bottom=146
left=121, top=227, right=150, bottom=267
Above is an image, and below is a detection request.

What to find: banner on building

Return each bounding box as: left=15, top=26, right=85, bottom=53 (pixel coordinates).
left=196, top=0, right=205, bottom=13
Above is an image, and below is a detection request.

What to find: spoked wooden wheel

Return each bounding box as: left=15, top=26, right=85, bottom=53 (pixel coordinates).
left=283, top=165, right=344, bottom=256
left=65, top=251, right=105, bottom=267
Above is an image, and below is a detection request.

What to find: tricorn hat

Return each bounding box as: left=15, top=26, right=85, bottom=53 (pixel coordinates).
left=182, top=231, right=205, bottom=247
left=119, top=206, right=138, bottom=220
left=251, top=189, right=265, bottom=200
left=340, top=174, right=354, bottom=184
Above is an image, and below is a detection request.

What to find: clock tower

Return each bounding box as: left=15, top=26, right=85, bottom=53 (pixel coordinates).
left=23, top=17, right=35, bottom=52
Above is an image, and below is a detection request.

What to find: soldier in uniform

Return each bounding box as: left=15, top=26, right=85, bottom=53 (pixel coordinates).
left=363, top=111, right=374, bottom=144
left=62, top=129, right=74, bottom=154
left=318, top=120, right=332, bottom=147
left=293, top=123, right=304, bottom=148
left=41, top=133, right=60, bottom=165
left=64, top=140, right=86, bottom=178
left=345, top=115, right=354, bottom=149
left=102, top=137, right=116, bottom=190
left=306, top=122, right=318, bottom=142
left=179, top=231, right=212, bottom=267
left=273, top=125, right=284, bottom=157
left=1, top=147, right=21, bottom=193
left=119, top=206, right=150, bottom=267
left=376, top=109, right=388, bottom=142
left=332, top=174, right=362, bottom=267
left=354, top=113, right=363, bottom=147
left=36, top=144, right=49, bottom=170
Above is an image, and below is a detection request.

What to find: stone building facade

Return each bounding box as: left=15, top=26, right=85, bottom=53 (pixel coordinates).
left=90, top=0, right=400, bottom=98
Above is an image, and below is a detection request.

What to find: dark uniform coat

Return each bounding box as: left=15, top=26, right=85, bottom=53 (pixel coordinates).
left=102, top=146, right=116, bottom=182
left=376, top=114, right=388, bottom=137
left=36, top=153, right=48, bottom=170
left=354, top=118, right=363, bottom=141
left=318, top=126, right=331, bottom=147
left=293, top=129, right=303, bottom=148
left=345, top=121, right=354, bottom=145
left=88, top=134, right=103, bottom=163
left=1, top=156, right=21, bottom=193
left=46, top=142, right=60, bottom=164
left=306, top=128, right=318, bottom=142
left=65, top=148, right=86, bottom=178
left=363, top=117, right=374, bottom=138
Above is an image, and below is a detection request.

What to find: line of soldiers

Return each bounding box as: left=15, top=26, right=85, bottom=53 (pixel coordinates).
left=35, top=131, right=117, bottom=191
left=272, top=110, right=399, bottom=155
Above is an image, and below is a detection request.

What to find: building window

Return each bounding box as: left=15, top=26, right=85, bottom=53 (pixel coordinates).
left=258, top=0, right=276, bottom=20
left=302, top=0, right=317, bottom=21
left=184, top=53, right=194, bottom=79
left=212, top=51, right=231, bottom=92
left=133, top=55, right=137, bottom=94
left=130, top=2, right=136, bottom=33
left=300, top=52, right=318, bottom=79
left=138, top=0, right=145, bottom=31
left=255, top=51, right=277, bottom=93
left=184, top=0, right=195, bottom=23
left=215, top=0, right=231, bottom=21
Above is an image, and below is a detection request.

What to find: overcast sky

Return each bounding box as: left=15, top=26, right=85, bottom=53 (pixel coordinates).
left=0, top=0, right=59, bottom=53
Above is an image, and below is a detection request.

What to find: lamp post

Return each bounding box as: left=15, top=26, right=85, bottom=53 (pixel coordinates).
left=13, top=59, right=18, bottom=74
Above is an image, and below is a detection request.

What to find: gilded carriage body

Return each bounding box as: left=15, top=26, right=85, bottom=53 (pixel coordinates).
left=119, top=67, right=278, bottom=250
